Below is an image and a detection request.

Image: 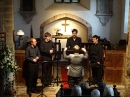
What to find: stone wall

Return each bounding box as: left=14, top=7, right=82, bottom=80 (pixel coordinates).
left=0, top=0, right=14, bottom=48
left=123, top=5, right=130, bottom=97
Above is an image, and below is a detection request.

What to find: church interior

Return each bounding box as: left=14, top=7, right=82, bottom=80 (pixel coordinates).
left=0, top=0, right=130, bottom=97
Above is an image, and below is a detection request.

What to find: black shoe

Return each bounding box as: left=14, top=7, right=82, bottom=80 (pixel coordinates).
left=31, top=89, right=39, bottom=94
left=27, top=91, right=32, bottom=97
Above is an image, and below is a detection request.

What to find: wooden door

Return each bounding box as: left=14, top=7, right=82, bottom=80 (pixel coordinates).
left=15, top=50, right=25, bottom=85
left=104, top=50, right=125, bottom=85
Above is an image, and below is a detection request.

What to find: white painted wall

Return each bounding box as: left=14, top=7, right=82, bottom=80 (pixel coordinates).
left=13, top=0, right=125, bottom=45
left=120, top=0, right=129, bottom=39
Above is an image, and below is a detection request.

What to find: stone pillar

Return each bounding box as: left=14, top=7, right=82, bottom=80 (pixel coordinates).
left=123, top=5, right=130, bottom=97
left=0, top=0, right=14, bottom=48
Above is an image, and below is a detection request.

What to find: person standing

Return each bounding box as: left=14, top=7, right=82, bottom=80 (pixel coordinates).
left=89, top=35, right=103, bottom=84
left=25, top=38, right=40, bottom=97
left=63, top=45, right=88, bottom=88
left=66, top=29, right=82, bottom=50
left=40, top=32, right=55, bottom=86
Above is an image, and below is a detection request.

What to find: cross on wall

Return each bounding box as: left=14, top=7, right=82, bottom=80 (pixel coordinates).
left=62, top=20, right=69, bottom=32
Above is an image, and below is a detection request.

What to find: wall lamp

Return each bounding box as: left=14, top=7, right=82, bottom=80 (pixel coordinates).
left=17, top=30, right=24, bottom=46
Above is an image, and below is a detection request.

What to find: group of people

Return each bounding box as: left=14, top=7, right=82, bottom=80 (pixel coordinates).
left=25, top=28, right=104, bottom=96
left=25, top=32, right=55, bottom=96
left=64, top=29, right=104, bottom=88
left=70, top=82, right=116, bottom=97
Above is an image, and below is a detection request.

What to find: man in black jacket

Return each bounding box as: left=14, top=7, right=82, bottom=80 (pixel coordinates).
left=89, top=35, right=103, bottom=84
left=66, top=29, right=82, bottom=50
left=25, top=38, right=41, bottom=96
left=40, top=32, right=55, bottom=86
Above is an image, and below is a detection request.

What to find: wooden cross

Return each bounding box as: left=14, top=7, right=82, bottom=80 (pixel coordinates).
left=62, top=20, right=69, bottom=32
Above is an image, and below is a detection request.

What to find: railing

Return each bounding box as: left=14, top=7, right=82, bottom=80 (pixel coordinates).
left=108, top=41, right=117, bottom=50
left=16, top=36, right=29, bottom=50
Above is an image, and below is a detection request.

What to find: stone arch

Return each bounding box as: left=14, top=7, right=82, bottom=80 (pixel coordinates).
left=40, top=13, right=92, bottom=40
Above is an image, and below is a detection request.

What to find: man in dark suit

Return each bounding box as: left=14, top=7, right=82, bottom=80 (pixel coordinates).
left=25, top=38, right=41, bottom=97
left=40, top=32, right=55, bottom=86
left=63, top=45, right=88, bottom=88
left=89, top=35, right=103, bottom=84
left=66, top=29, right=82, bottom=50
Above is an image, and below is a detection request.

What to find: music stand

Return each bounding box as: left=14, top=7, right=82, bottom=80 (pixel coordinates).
left=37, top=61, right=47, bottom=97
left=53, top=39, right=61, bottom=86
left=53, top=56, right=61, bottom=86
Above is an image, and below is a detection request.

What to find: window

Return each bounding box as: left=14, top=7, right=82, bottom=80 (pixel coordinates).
left=54, top=0, right=80, bottom=3
left=64, top=0, right=71, bottom=3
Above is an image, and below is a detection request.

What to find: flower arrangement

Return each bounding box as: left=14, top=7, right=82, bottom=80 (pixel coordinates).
left=54, top=28, right=61, bottom=32
left=0, top=45, right=19, bottom=96
left=54, top=28, right=61, bottom=35
left=0, top=45, right=19, bottom=75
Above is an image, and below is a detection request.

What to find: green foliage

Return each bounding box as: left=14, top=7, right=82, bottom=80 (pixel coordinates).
left=0, top=45, right=19, bottom=75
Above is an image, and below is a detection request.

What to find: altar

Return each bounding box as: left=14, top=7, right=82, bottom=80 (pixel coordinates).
left=52, top=35, right=71, bottom=42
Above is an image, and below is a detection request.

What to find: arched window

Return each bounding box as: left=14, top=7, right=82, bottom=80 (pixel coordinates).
left=124, top=0, right=129, bottom=33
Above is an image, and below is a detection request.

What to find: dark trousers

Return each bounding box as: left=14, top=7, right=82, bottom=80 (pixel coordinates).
left=68, top=76, right=83, bottom=88
left=27, top=62, right=39, bottom=91
left=91, top=63, right=103, bottom=83
left=42, top=56, right=52, bottom=84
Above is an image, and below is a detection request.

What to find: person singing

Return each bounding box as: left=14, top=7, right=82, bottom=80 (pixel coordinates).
left=89, top=35, right=103, bottom=84
left=25, top=38, right=40, bottom=96
left=66, top=29, right=82, bottom=50
left=40, top=32, right=55, bottom=86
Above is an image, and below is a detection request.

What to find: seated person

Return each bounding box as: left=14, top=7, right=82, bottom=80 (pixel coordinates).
left=79, top=81, right=89, bottom=89
left=63, top=45, right=88, bottom=88
left=71, top=85, right=82, bottom=96
left=97, top=81, right=106, bottom=89
left=91, top=89, right=100, bottom=97
left=113, top=85, right=120, bottom=96
left=103, top=85, right=114, bottom=96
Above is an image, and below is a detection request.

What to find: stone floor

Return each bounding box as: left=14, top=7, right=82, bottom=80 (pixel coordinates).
left=16, top=81, right=61, bottom=97
left=15, top=81, right=125, bottom=97
left=14, top=63, right=125, bottom=97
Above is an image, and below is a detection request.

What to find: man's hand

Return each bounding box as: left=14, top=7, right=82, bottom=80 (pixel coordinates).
left=50, top=50, right=53, bottom=54
left=81, top=48, right=86, bottom=52
left=33, top=59, right=37, bottom=62
left=36, top=56, right=39, bottom=60
left=97, top=62, right=100, bottom=64
left=64, top=47, right=67, bottom=51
